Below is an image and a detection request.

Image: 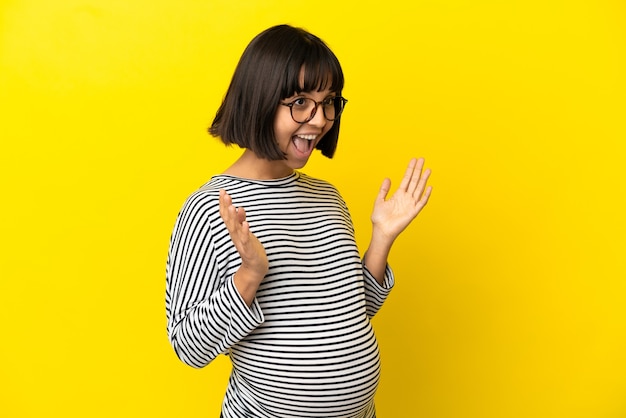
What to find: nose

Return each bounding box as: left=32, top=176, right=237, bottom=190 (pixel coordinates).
left=307, top=102, right=327, bottom=127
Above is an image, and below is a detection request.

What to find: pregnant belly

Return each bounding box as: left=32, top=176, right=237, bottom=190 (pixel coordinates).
left=228, top=318, right=381, bottom=417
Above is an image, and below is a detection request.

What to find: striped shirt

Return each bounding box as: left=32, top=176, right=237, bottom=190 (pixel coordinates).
left=166, top=171, right=394, bottom=418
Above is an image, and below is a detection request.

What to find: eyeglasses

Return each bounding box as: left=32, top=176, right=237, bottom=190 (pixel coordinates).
left=281, top=96, right=348, bottom=124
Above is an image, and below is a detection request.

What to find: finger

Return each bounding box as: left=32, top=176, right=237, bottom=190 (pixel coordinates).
left=417, top=185, right=433, bottom=208
left=407, top=158, right=426, bottom=196
left=236, top=205, right=247, bottom=224
left=219, top=190, right=241, bottom=233
left=218, top=189, right=230, bottom=221
left=235, top=219, right=250, bottom=245
left=412, top=166, right=431, bottom=199
left=220, top=193, right=235, bottom=227
left=226, top=202, right=240, bottom=232
left=377, top=178, right=392, bottom=202
left=241, top=220, right=250, bottom=236
left=398, top=158, right=417, bottom=192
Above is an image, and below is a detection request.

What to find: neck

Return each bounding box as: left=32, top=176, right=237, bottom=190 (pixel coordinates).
left=222, top=150, right=294, bottom=180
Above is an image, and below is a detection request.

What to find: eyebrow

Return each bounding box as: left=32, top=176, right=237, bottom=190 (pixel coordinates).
left=289, top=91, right=337, bottom=98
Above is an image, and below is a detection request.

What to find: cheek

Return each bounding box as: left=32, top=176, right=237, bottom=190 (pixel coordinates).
left=274, top=120, right=297, bottom=141
left=322, top=121, right=335, bottom=136
left=274, top=109, right=299, bottom=135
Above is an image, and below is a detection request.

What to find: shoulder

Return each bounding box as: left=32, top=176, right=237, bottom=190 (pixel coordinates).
left=184, top=184, right=219, bottom=209
left=297, top=172, right=341, bottom=195
left=175, top=180, right=224, bottom=225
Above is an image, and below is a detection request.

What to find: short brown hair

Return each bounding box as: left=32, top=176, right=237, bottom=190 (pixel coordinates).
left=209, top=25, right=345, bottom=159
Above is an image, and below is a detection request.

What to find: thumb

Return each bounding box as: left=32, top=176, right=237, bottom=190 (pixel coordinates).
left=377, top=178, right=391, bottom=202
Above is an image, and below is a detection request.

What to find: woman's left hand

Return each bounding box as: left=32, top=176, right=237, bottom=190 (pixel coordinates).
left=371, top=157, right=432, bottom=245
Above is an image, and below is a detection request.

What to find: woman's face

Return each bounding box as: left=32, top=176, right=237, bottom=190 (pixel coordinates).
left=273, top=88, right=336, bottom=171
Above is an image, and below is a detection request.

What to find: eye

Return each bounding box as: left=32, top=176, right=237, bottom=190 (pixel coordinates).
left=292, top=98, right=308, bottom=107
left=323, top=97, right=336, bottom=106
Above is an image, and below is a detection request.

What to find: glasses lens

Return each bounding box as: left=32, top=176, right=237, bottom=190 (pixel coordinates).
left=321, top=97, right=345, bottom=121
left=323, top=98, right=337, bottom=121
left=287, top=98, right=310, bottom=123
left=289, top=97, right=346, bottom=123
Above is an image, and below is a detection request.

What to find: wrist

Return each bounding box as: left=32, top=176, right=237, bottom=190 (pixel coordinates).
left=233, top=265, right=266, bottom=307
left=369, top=227, right=394, bottom=255
left=236, top=263, right=267, bottom=284
left=365, top=231, right=393, bottom=280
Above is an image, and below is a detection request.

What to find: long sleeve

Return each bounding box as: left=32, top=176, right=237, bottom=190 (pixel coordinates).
left=362, top=263, right=394, bottom=318
left=165, top=191, right=264, bottom=368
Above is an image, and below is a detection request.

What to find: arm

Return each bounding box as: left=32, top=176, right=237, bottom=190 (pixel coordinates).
left=363, top=158, right=432, bottom=285
left=165, top=191, right=266, bottom=368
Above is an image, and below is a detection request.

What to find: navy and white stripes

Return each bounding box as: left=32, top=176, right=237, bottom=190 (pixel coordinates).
left=166, top=172, right=394, bottom=418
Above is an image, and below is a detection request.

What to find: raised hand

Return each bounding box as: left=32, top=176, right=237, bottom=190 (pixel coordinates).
left=219, top=189, right=269, bottom=305
left=371, top=157, right=432, bottom=242
left=364, top=158, right=432, bottom=283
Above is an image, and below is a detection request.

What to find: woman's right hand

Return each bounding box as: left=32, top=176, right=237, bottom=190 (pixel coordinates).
left=219, top=189, right=269, bottom=305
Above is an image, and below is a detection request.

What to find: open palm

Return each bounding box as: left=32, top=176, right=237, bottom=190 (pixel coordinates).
left=371, top=158, right=432, bottom=242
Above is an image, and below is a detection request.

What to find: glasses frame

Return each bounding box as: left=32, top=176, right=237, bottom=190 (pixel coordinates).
left=280, top=96, right=348, bottom=124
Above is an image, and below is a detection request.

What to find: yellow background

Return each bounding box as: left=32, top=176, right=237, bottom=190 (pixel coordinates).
left=1, top=0, right=625, bottom=417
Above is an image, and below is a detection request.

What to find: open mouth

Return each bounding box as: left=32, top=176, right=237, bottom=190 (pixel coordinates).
left=292, top=134, right=317, bottom=154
